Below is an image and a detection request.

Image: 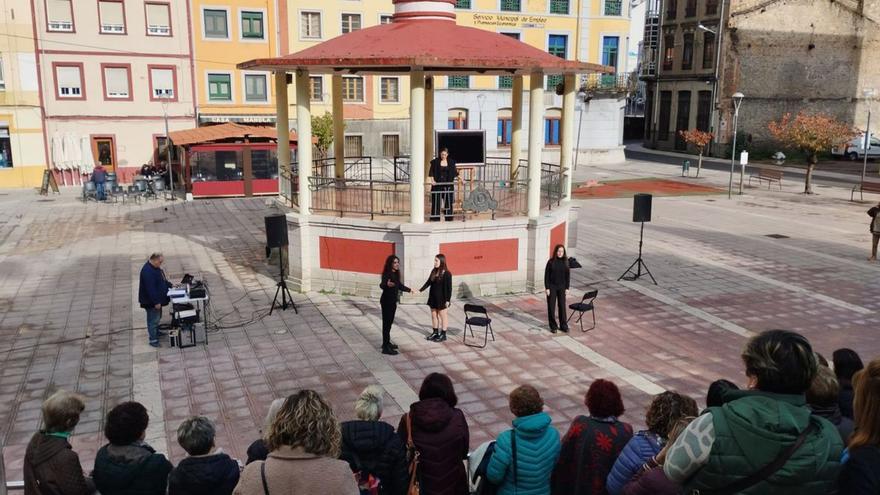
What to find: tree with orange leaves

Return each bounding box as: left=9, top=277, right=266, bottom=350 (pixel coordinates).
left=768, top=112, right=856, bottom=194
left=679, top=129, right=714, bottom=178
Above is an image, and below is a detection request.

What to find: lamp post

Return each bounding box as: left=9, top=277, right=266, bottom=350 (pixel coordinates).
left=160, top=95, right=175, bottom=200
left=862, top=88, right=875, bottom=183
left=728, top=92, right=744, bottom=199
left=476, top=93, right=486, bottom=130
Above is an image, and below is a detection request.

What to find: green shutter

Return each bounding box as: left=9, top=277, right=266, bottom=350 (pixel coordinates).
left=241, top=11, right=263, bottom=39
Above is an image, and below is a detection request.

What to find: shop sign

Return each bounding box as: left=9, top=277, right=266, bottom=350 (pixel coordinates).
left=472, top=13, right=547, bottom=28
left=200, top=114, right=277, bottom=124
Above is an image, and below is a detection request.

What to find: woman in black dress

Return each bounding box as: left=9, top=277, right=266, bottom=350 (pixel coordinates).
left=420, top=254, right=453, bottom=342
left=429, top=148, right=458, bottom=222
left=544, top=244, right=570, bottom=333
left=379, top=255, right=413, bottom=355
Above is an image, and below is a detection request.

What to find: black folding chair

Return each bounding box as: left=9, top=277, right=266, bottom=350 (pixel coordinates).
left=463, top=304, right=495, bottom=348
left=567, top=290, right=598, bottom=332
left=82, top=181, right=98, bottom=202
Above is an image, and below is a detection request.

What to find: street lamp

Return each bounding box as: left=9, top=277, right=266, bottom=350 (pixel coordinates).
left=476, top=93, right=486, bottom=130
left=862, top=88, right=875, bottom=183
left=728, top=92, right=744, bottom=199
left=697, top=23, right=717, bottom=34
left=159, top=95, right=175, bottom=200
left=574, top=88, right=587, bottom=171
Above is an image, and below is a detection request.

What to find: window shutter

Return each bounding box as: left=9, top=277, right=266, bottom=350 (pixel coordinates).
left=47, top=0, right=72, bottom=22
left=105, top=67, right=128, bottom=96
left=151, top=68, right=173, bottom=94
left=99, top=2, right=124, bottom=29
left=146, top=4, right=170, bottom=27
left=57, top=66, right=80, bottom=87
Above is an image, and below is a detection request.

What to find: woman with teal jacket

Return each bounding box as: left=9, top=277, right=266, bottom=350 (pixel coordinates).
left=487, top=385, right=561, bottom=495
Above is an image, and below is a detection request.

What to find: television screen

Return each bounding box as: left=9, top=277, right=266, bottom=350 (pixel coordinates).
left=436, top=130, right=485, bottom=164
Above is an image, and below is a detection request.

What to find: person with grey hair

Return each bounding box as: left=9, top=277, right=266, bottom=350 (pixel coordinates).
left=340, top=386, right=409, bottom=495
left=138, top=252, right=172, bottom=347
left=807, top=365, right=854, bottom=443
left=246, top=398, right=285, bottom=464
left=168, top=416, right=240, bottom=495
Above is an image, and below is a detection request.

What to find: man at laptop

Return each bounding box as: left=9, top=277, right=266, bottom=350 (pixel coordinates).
left=139, top=252, right=172, bottom=348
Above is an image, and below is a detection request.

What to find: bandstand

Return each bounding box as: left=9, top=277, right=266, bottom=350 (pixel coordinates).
left=238, top=0, right=608, bottom=297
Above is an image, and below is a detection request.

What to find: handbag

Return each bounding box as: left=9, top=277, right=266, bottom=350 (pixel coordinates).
left=260, top=461, right=270, bottom=495
left=405, top=413, right=421, bottom=495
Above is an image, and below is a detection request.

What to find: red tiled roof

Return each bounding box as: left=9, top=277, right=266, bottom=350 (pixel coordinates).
left=168, top=123, right=299, bottom=146
left=238, top=21, right=610, bottom=74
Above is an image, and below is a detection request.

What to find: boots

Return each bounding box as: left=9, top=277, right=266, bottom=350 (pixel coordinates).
left=382, top=344, right=398, bottom=355
left=389, top=341, right=399, bottom=350
left=437, top=330, right=447, bottom=342
left=427, top=328, right=440, bottom=341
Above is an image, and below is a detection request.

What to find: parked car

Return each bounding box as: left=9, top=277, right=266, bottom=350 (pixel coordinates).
left=832, top=134, right=880, bottom=160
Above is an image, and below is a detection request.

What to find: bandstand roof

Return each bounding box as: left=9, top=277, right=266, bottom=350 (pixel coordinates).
left=238, top=19, right=611, bottom=76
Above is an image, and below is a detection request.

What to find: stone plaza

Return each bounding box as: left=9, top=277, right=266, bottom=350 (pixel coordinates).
left=1, top=158, right=879, bottom=480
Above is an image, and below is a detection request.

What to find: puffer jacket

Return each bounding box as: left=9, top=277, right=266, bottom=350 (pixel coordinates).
left=486, top=412, right=561, bottom=495
left=23, top=433, right=95, bottom=495
left=606, top=431, right=663, bottom=495
left=397, top=398, right=470, bottom=495
left=168, top=452, right=240, bottom=495
left=92, top=443, right=172, bottom=495
left=341, top=420, right=409, bottom=495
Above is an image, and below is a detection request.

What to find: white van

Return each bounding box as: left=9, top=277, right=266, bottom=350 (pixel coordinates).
left=832, top=134, right=880, bottom=160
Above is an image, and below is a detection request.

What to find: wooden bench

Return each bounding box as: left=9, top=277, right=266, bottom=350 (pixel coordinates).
left=851, top=181, right=880, bottom=201
left=749, top=167, right=783, bottom=190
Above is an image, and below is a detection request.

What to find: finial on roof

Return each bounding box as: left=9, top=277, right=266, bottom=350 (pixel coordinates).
left=392, top=0, right=457, bottom=22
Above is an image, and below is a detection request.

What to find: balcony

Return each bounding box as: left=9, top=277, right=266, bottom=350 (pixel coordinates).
left=580, top=72, right=637, bottom=95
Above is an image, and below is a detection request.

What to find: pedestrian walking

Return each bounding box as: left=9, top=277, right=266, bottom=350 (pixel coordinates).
left=420, top=254, right=452, bottom=342
left=91, top=163, right=108, bottom=201
left=545, top=244, right=570, bottom=333
left=379, top=255, right=414, bottom=355
left=868, top=201, right=880, bottom=261
left=429, top=148, right=458, bottom=222
left=138, top=253, right=172, bottom=348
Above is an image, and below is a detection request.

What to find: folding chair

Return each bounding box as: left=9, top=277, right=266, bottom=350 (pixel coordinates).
left=82, top=181, right=98, bottom=202
left=124, top=184, right=142, bottom=204
left=108, top=184, right=124, bottom=203
left=567, top=290, right=598, bottom=332
left=153, top=178, right=168, bottom=200
left=463, top=304, right=495, bottom=348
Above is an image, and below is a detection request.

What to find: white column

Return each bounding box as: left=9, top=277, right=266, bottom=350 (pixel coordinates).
left=527, top=72, right=544, bottom=220
left=332, top=75, right=345, bottom=178
left=409, top=70, right=426, bottom=224
left=274, top=72, right=290, bottom=174
left=510, top=75, right=524, bottom=180
left=295, top=70, right=312, bottom=214
left=561, top=73, right=576, bottom=201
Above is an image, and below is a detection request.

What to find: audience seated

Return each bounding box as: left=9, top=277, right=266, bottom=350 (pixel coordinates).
left=93, top=401, right=173, bottom=495
left=620, top=416, right=695, bottom=495
left=833, top=348, right=864, bottom=419
left=486, top=385, right=560, bottom=494
left=704, top=379, right=739, bottom=410
left=664, top=330, right=843, bottom=494
left=233, top=390, right=358, bottom=494
left=23, top=391, right=96, bottom=495
left=340, top=385, right=408, bottom=495
left=245, top=398, right=285, bottom=465
left=606, top=391, right=697, bottom=495
left=168, top=416, right=240, bottom=495
left=807, top=364, right=854, bottom=443
left=397, top=372, right=470, bottom=495
left=552, top=379, right=634, bottom=495
left=838, top=358, right=880, bottom=494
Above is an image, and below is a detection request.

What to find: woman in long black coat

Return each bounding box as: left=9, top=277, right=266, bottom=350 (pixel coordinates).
left=428, top=148, right=458, bottom=221
left=379, top=255, right=412, bottom=355
left=420, top=254, right=452, bottom=342
left=545, top=244, right=571, bottom=333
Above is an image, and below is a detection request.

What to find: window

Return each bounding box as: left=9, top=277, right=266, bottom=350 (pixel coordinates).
left=455, top=0, right=471, bottom=8
left=706, top=0, right=718, bottom=15
left=342, top=76, right=364, bottom=102
left=203, top=9, right=228, bottom=38
left=241, top=11, right=264, bottom=39
left=500, top=0, right=521, bottom=12
left=0, top=55, right=4, bottom=91
left=550, top=0, right=569, bottom=14
left=548, top=34, right=567, bottom=58
left=102, top=65, right=131, bottom=99
left=658, top=91, right=672, bottom=139
left=545, top=110, right=561, bottom=145
left=498, top=33, right=519, bottom=88
left=448, top=76, right=469, bottom=89
left=54, top=64, right=83, bottom=99
left=702, top=31, right=715, bottom=69
left=301, top=11, right=321, bottom=39
left=382, top=134, right=400, bottom=157
left=696, top=90, right=712, bottom=132
left=0, top=125, right=13, bottom=168
left=149, top=66, right=176, bottom=100
left=47, top=0, right=73, bottom=31
left=309, top=76, right=323, bottom=101
left=341, top=13, right=361, bottom=34
left=604, top=0, right=622, bottom=15
left=380, top=77, right=399, bottom=103
left=448, top=108, right=468, bottom=129
left=245, top=74, right=267, bottom=102
left=674, top=91, right=691, bottom=150
left=145, top=3, right=171, bottom=36
left=497, top=109, right=512, bottom=145
left=344, top=135, right=363, bottom=157
left=602, top=36, right=619, bottom=69
left=665, top=0, right=676, bottom=19
left=98, top=1, right=125, bottom=34
left=380, top=15, right=393, bottom=24
left=663, top=35, right=674, bottom=70
left=681, top=33, right=694, bottom=70
left=685, top=0, right=697, bottom=16
left=546, top=75, right=563, bottom=91
left=208, top=73, right=231, bottom=101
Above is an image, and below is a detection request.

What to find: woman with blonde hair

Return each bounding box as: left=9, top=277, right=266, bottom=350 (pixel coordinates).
left=839, top=358, right=880, bottom=493
left=234, top=390, right=358, bottom=494
left=245, top=398, right=286, bottom=464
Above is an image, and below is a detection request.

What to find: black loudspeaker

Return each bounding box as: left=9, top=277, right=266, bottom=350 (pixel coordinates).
left=633, top=194, right=652, bottom=223
left=265, top=214, right=288, bottom=248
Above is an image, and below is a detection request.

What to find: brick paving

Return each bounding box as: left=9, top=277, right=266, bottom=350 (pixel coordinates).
left=1, top=161, right=879, bottom=480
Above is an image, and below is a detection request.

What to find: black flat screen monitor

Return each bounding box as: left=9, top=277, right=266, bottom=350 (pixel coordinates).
left=436, top=130, right=485, bottom=164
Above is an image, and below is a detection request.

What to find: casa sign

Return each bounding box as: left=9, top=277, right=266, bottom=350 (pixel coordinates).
left=472, top=13, right=547, bottom=28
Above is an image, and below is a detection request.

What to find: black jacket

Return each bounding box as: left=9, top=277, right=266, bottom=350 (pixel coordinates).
left=839, top=379, right=855, bottom=419
left=421, top=271, right=453, bottom=306
left=340, top=420, right=409, bottom=495
left=380, top=271, right=411, bottom=303
left=138, top=262, right=171, bottom=309
left=429, top=158, right=458, bottom=184
left=168, top=452, right=240, bottom=495
left=92, top=443, right=172, bottom=495
left=544, top=258, right=570, bottom=290
left=839, top=445, right=880, bottom=494
left=245, top=438, right=269, bottom=465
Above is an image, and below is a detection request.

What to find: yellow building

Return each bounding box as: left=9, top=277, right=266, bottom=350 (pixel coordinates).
left=0, top=0, right=48, bottom=188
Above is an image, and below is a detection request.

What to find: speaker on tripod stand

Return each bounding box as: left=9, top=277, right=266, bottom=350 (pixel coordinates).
left=265, top=214, right=298, bottom=314
left=618, top=193, right=658, bottom=284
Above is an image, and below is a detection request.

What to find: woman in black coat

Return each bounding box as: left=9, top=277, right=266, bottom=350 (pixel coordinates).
left=379, top=255, right=413, bottom=355
left=545, top=244, right=571, bottom=333
left=420, top=254, right=452, bottom=342
left=429, top=148, right=458, bottom=222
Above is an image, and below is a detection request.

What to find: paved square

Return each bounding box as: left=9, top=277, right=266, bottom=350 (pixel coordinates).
left=1, top=160, right=878, bottom=480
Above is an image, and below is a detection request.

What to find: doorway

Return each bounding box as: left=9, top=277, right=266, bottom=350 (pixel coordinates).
left=91, top=136, right=117, bottom=171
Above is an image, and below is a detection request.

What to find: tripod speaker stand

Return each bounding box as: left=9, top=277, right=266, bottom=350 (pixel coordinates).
left=270, top=253, right=297, bottom=315
left=618, top=193, right=658, bottom=285
left=265, top=214, right=298, bottom=314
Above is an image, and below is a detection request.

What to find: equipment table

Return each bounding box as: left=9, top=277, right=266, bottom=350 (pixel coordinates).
left=167, top=289, right=210, bottom=347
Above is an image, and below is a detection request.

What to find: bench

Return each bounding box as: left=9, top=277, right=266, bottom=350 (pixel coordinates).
left=851, top=181, right=880, bottom=201
left=748, top=167, right=784, bottom=190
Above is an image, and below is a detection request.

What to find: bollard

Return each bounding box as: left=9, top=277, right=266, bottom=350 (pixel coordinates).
left=682, top=160, right=691, bottom=177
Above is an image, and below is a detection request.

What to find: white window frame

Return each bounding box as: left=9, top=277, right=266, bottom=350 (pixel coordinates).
left=238, top=8, right=267, bottom=42
left=55, top=64, right=83, bottom=98
left=547, top=0, right=570, bottom=15
left=241, top=71, right=270, bottom=103
left=378, top=76, right=400, bottom=104
left=145, top=2, right=172, bottom=36
left=98, top=0, right=126, bottom=34
left=601, top=0, right=626, bottom=17
left=205, top=70, right=234, bottom=103
left=378, top=14, right=393, bottom=25
left=201, top=6, right=231, bottom=41
left=47, top=0, right=74, bottom=32
left=149, top=67, right=176, bottom=100
left=342, top=75, right=365, bottom=104
left=103, top=65, right=131, bottom=99
left=340, top=12, right=362, bottom=34
left=309, top=75, right=324, bottom=102
left=299, top=9, right=323, bottom=41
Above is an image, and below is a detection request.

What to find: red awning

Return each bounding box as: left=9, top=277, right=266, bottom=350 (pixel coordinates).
left=168, top=122, right=299, bottom=146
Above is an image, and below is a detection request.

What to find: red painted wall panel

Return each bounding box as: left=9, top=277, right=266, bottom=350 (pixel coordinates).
left=550, top=222, right=567, bottom=258
left=252, top=179, right=279, bottom=194
left=319, top=237, right=395, bottom=274
left=439, top=239, right=518, bottom=275
left=192, top=180, right=245, bottom=197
